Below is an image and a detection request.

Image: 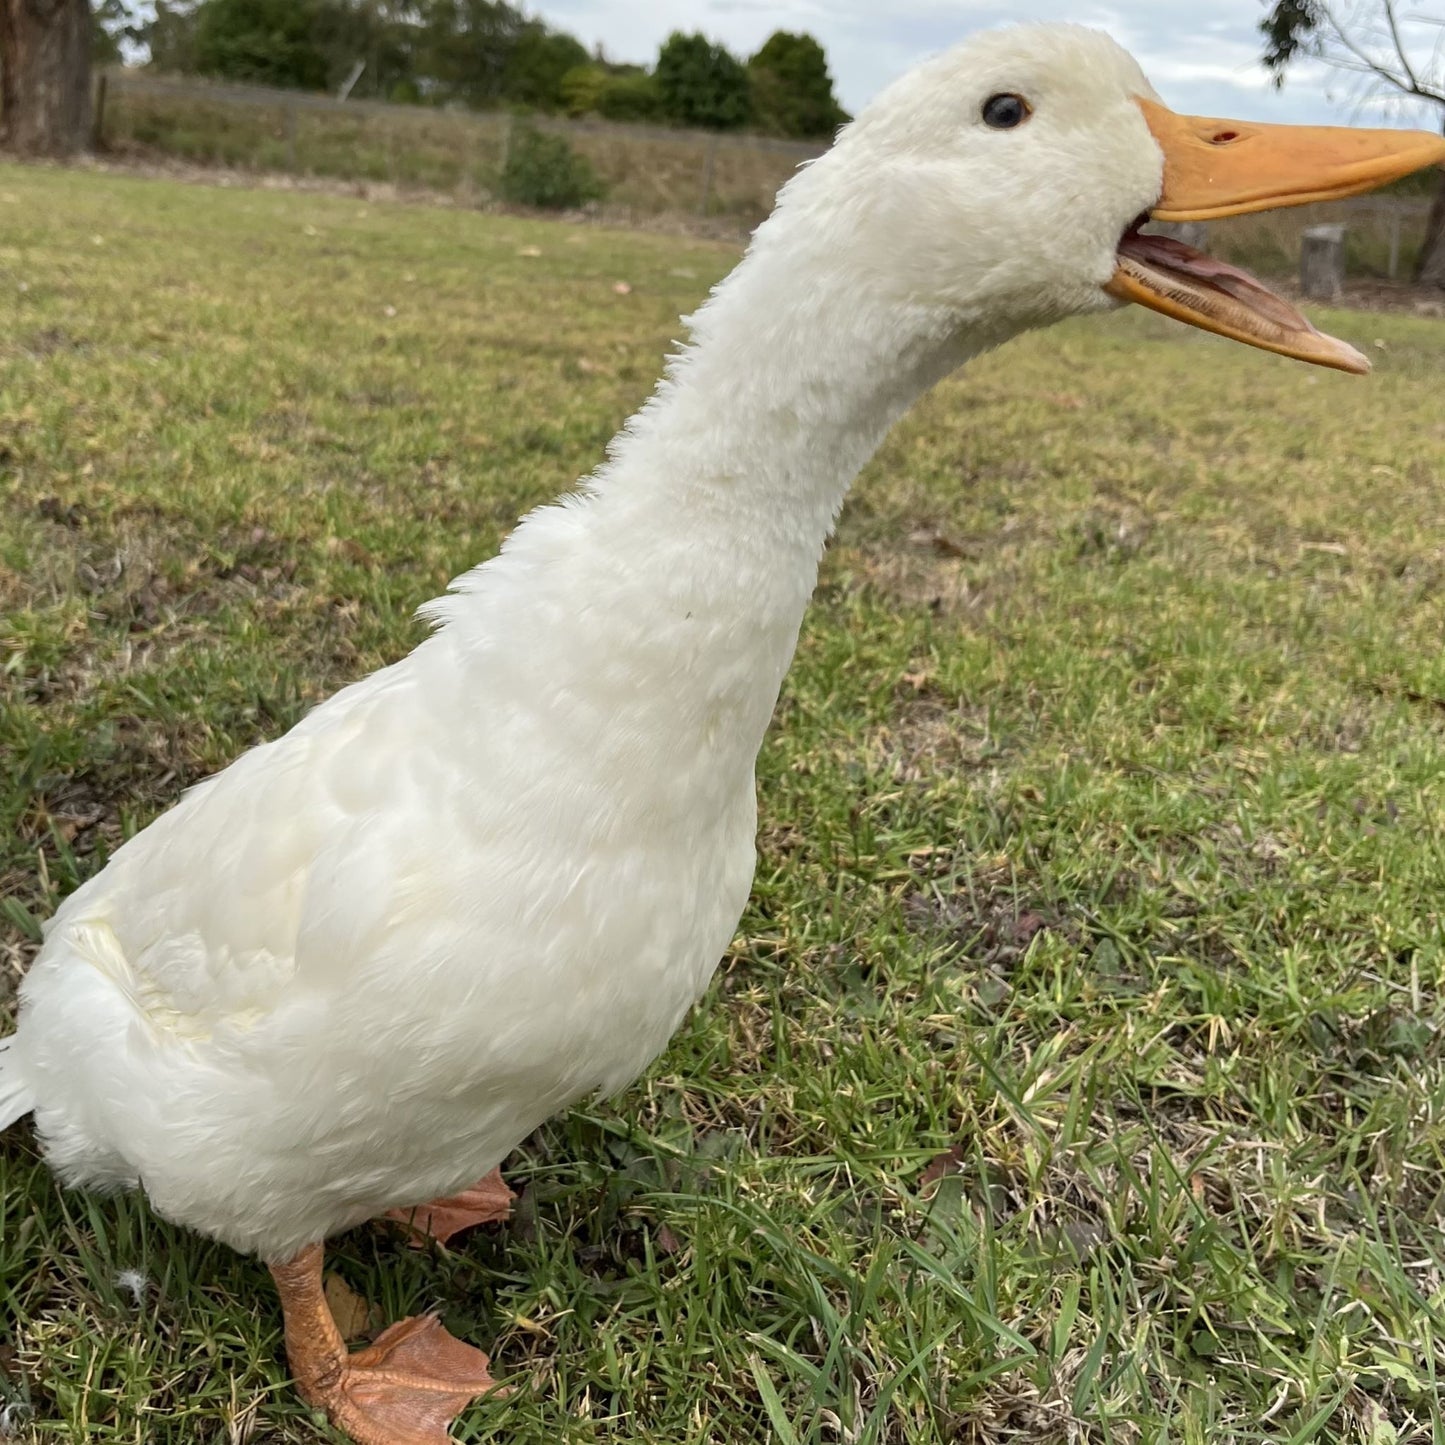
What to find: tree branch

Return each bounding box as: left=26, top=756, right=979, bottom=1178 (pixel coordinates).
left=1383, top=0, right=1424, bottom=90
left=1320, top=0, right=1445, bottom=104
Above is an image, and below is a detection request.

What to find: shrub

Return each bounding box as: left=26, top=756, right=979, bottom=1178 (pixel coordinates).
left=499, top=122, right=605, bottom=209
left=595, top=72, right=662, bottom=123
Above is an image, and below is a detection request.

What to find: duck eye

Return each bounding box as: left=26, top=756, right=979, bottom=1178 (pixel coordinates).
left=982, top=93, right=1031, bottom=129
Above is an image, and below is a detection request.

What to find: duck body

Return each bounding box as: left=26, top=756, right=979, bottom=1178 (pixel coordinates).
left=7, top=23, right=1443, bottom=1441
left=11, top=455, right=793, bottom=1259
left=11, top=20, right=1079, bottom=1253
left=10, top=178, right=936, bottom=1257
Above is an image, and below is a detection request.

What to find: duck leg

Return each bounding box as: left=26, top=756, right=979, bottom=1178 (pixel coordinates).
left=384, top=1168, right=515, bottom=1247
left=269, top=1242, right=499, bottom=1445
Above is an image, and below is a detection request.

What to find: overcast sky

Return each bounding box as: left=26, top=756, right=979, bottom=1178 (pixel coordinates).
left=541, top=0, right=1443, bottom=129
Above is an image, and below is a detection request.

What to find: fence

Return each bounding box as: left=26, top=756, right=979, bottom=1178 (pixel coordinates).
left=93, top=68, right=1435, bottom=270
left=95, top=68, right=826, bottom=229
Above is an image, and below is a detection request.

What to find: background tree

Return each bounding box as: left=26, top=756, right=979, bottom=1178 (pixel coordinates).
left=503, top=22, right=586, bottom=108
left=137, top=1, right=202, bottom=74
left=654, top=31, right=748, bottom=131
left=747, top=31, right=847, bottom=140
left=559, top=60, right=659, bottom=122
left=186, top=0, right=341, bottom=89
left=0, top=0, right=92, bottom=155
left=413, top=0, right=524, bottom=107
left=1260, top=0, right=1445, bottom=286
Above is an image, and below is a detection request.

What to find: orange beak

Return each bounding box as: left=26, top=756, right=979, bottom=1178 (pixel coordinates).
left=1106, top=97, right=1445, bottom=373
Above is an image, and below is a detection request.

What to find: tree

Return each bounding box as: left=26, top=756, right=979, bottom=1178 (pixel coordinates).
left=559, top=61, right=660, bottom=122
left=187, top=0, right=341, bottom=89
left=1260, top=0, right=1445, bottom=286
left=747, top=31, right=847, bottom=139
left=503, top=22, right=587, bottom=108
left=414, top=0, right=527, bottom=107
left=138, top=1, right=203, bottom=75
left=0, top=0, right=92, bottom=155
left=654, top=31, right=748, bottom=131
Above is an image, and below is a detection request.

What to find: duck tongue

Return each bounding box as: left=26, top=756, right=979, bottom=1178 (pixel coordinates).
left=1111, top=228, right=1369, bottom=374
left=1118, top=231, right=1312, bottom=332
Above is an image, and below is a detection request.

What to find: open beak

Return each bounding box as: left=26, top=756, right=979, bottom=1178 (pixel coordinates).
left=1107, top=97, right=1445, bottom=373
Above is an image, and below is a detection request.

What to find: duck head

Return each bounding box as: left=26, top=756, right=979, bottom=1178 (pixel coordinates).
left=788, top=24, right=1445, bottom=374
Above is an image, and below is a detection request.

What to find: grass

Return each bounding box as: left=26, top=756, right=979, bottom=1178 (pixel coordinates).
left=2, top=161, right=1445, bottom=1444
left=98, top=70, right=1435, bottom=273
left=102, top=72, right=817, bottom=227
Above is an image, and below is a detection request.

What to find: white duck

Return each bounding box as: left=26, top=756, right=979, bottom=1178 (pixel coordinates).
left=3, top=23, right=1442, bottom=1445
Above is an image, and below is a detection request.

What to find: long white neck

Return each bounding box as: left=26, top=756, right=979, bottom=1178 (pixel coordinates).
left=423, top=193, right=991, bottom=777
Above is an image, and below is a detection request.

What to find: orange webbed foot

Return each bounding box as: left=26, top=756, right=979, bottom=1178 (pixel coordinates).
left=269, top=1243, right=503, bottom=1445
left=385, top=1168, right=515, bottom=1247
left=316, top=1313, right=501, bottom=1445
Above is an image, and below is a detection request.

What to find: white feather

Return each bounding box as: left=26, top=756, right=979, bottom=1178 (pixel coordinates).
left=3, top=26, right=1166, bottom=1261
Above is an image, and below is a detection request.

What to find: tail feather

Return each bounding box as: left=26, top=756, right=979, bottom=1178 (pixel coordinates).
left=0, top=1038, right=35, bottom=1132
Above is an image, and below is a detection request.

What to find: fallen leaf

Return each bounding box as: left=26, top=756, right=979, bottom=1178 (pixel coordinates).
left=517, top=245, right=542, bottom=258
left=919, top=1145, right=965, bottom=1190
left=656, top=1223, right=681, bottom=1256
left=324, top=1274, right=375, bottom=1342
left=54, top=809, right=104, bottom=843
left=613, top=281, right=633, bottom=295
left=1012, top=912, right=1047, bottom=944
left=382, top=304, right=397, bottom=318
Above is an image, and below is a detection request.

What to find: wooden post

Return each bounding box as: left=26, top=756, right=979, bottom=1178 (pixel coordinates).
left=284, top=100, right=297, bottom=172
left=91, top=70, right=107, bottom=150
left=457, top=114, right=475, bottom=203
left=1300, top=224, right=1346, bottom=301
left=497, top=112, right=514, bottom=178
left=1387, top=207, right=1402, bottom=280
left=698, top=131, right=719, bottom=216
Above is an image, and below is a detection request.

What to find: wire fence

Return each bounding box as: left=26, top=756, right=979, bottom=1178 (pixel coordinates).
left=95, top=68, right=827, bottom=229
left=93, top=68, right=1435, bottom=272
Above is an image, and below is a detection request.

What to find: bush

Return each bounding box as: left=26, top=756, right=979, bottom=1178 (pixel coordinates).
left=499, top=122, right=605, bottom=209
left=595, top=72, right=662, bottom=122
left=559, top=63, right=607, bottom=117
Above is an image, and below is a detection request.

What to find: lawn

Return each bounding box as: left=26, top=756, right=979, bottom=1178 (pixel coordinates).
left=2, top=163, right=1445, bottom=1445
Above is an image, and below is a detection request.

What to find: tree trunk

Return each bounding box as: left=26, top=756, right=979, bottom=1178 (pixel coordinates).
left=0, top=0, right=91, bottom=158
left=1415, top=168, right=1445, bottom=290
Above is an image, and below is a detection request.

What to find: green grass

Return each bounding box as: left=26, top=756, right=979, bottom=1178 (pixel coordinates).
left=102, top=74, right=813, bottom=227
left=3, top=161, right=1445, bottom=1444
left=99, top=73, right=1434, bottom=271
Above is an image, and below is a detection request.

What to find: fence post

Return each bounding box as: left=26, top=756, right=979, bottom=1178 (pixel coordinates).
left=284, top=100, right=297, bottom=172
left=457, top=114, right=476, bottom=203
left=1387, top=207, right=1402, bottom=279
left=498, top=112, right=514, bottom=177
left=91, top=72, right=108, bottom=150
left=699, top=131, right=719, bottom=216
left=1301, top=224, right=1347, bottom=300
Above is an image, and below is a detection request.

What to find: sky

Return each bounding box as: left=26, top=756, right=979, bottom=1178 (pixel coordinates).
left=539, top=0, right=1444, bottom=129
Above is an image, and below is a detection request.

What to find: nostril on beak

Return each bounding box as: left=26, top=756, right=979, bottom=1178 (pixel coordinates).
left=1210, top=130, right=1240, bottom=145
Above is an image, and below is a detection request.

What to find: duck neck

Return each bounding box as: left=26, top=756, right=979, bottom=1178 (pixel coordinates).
left=436, top=218, right=994, bottom=767
left=590, top=229, right=981, bottom=623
